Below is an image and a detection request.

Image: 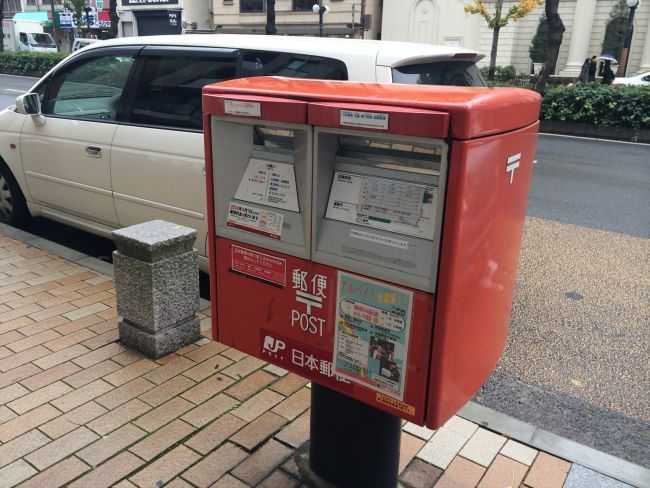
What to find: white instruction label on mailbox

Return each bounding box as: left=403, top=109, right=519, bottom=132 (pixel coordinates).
left=327, top=172, right=436, bottom=240
left=234, top=158, right=299, bottom=212
left=227, top=202, right=283, bottom=239
left=350, top=229, right=409, bottom=250
left=340, top=110, right=389, bottom=130
left=224, top=100, right=261, bottom=117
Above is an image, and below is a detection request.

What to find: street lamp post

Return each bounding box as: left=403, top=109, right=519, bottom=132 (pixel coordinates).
left=312, top=1, right=329, bottom=37
left=617, top=0, right=640, bottom=77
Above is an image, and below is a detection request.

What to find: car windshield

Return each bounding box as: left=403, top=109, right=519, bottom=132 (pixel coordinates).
left=28, top=33, right=55, bottom=48
left=392, top=61, right=486, bottom=87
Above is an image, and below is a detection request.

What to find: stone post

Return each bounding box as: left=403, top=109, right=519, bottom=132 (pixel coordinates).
left=112, top=220, right=201, bottom=359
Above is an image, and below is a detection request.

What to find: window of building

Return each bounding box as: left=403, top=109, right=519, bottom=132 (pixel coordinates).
left=3, top=0, right=22, bottom=12
left=26, top=0, right=37, bottom=6
left=293, top=0, right=314, bottom=11
left=242, top=50, right=348, bottom=80
left=129, top=54, right=237, bottom=130
left=240, top=0, right=265, bottom=13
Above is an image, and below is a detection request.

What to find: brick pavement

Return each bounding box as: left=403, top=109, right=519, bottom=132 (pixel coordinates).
left=0, top=232, right=642, bottom=488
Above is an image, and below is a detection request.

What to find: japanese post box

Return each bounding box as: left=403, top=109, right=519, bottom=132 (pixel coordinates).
left=203, top=78, right=541, bottom=428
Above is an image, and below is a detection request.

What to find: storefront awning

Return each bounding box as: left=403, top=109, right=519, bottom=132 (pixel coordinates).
left=12, top=11, right=53, bottom=27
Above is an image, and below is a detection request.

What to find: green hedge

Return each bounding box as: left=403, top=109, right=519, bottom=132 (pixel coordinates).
left=0, top=51, right=68, bottom=76
left=541, top=83, right=650, bottom=131
left=480, top=65, right=518, bottom=82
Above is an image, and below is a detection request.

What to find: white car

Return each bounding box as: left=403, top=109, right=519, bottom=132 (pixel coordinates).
left=0, top=34, right=485, bottom=271
left=612, top=71, right=650, bottom=86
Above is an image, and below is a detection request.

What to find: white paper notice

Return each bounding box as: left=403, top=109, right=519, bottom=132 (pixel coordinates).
left=224, top=100, right=261, bottom=117
left=234, top=159, right=299, bottom=212
left=340, top=110, right=389, bottom=130
left=227, top=202, right=284, bottom=240
left=326, top=172, right=436, bottom=240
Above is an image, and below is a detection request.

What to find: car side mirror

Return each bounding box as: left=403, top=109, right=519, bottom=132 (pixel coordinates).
left=16, top=93, right=41, bottom=116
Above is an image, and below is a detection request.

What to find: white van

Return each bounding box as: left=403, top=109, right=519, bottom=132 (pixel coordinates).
left=0, top=34, right=485, bottom=271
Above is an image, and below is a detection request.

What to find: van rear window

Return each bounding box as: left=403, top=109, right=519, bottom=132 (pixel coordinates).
left=242, top=50, right=348, bottom=80
left=392, top=61, right=486, bottom=87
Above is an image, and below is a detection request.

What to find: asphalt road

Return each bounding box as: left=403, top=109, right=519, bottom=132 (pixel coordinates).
left=528, top=134, right=649, bottom=238
left=0, top=74, right=38, bottom=110
left=1, top=73, right=648, bottom=466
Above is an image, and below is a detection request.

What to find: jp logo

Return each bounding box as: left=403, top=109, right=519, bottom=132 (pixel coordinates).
left=263, top=336, right=286, bottom=355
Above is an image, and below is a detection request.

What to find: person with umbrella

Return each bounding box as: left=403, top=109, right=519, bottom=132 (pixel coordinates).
left=602, top=61, right=616, bottom=84
left=597, top=54, right=618, bottom=84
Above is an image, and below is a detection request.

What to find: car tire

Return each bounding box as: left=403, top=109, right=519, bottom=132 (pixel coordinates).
left=0, top=161, right=31, bottom=227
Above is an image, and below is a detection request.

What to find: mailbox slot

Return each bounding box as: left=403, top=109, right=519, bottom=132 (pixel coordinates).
left=211, top=117, right=313, bottom=259
left=312, top=128, right=448, bottom=292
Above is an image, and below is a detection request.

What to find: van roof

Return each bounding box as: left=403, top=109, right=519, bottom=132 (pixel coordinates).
left=82, top=34, right=484, bottom=68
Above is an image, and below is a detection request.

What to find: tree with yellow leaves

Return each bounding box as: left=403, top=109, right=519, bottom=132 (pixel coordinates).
left=465, top=0, right=545, bottom=81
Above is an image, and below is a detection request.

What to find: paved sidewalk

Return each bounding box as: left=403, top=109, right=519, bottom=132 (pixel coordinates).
left=0, top=227, right=648, bottom=488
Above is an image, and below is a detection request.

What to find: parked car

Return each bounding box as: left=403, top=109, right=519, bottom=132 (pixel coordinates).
left=72, top=37, right=101, bottom=52
left=612, top=71, right=650, bottom=86
left=0, top=34, right=485, bottom=271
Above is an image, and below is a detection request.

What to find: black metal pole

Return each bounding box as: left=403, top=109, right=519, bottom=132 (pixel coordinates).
left=619, top=4, right=637, bottom=77
left=309, top=383, right=402, bottom=488
left=318, top=3, right=324, bottom=37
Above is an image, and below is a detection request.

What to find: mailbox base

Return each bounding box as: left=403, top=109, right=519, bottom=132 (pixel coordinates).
left=309, top=383, right=402, bottom=488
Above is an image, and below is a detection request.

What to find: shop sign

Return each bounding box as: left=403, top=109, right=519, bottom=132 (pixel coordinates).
left=168, top=10, right=180, bottom=27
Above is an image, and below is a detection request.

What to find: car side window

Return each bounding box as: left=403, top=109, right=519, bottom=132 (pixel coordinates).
left=43, top=54, right=135, bottom=121
left=128, top=54, right=237, bottom=131
left=242, top=50, right=348, bottom=80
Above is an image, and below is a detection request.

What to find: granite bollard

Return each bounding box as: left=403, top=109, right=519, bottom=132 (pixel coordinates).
left=112, top=220, right=201, bottom=358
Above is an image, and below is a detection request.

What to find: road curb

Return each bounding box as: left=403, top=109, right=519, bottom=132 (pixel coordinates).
left=459, top=402, right=650, bottom=488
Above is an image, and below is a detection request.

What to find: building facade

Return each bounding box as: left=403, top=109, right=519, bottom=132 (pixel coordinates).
left=381, top=0, right=650, bottom=76
left=2, top=0, right=111, bottom=51
left=116, top=0, right=188, bottom=37
left=115, top=0, right=381, bottom=40
left=207, top=0, right=382, bottom=39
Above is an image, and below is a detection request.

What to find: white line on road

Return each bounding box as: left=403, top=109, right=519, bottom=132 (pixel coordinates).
left=540, top=132, right=650, bottom=147
left=4, top=89, right=25, bottom=93
left=0, top=74, right=39, bottom=80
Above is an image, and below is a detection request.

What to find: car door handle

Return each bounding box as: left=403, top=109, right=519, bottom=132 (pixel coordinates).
left=85, top=145, right=103, bottom=158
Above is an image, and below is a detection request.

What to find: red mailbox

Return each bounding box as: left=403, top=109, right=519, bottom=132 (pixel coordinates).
left=203, top=78, right=541, bottom=428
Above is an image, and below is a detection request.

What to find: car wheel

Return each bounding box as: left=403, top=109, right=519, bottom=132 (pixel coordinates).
left=0, top=163, right=31, bottom=227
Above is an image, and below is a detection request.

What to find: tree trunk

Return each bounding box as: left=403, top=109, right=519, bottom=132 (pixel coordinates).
left=488, top=26, right=500, bottom=80
left=266, top=0, right=277, bottom=35
left=108, top=0, right=119, bottom=39
left=534, top=0, right=565, bottom=93
left=488, top=0, right=503, bottom=81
